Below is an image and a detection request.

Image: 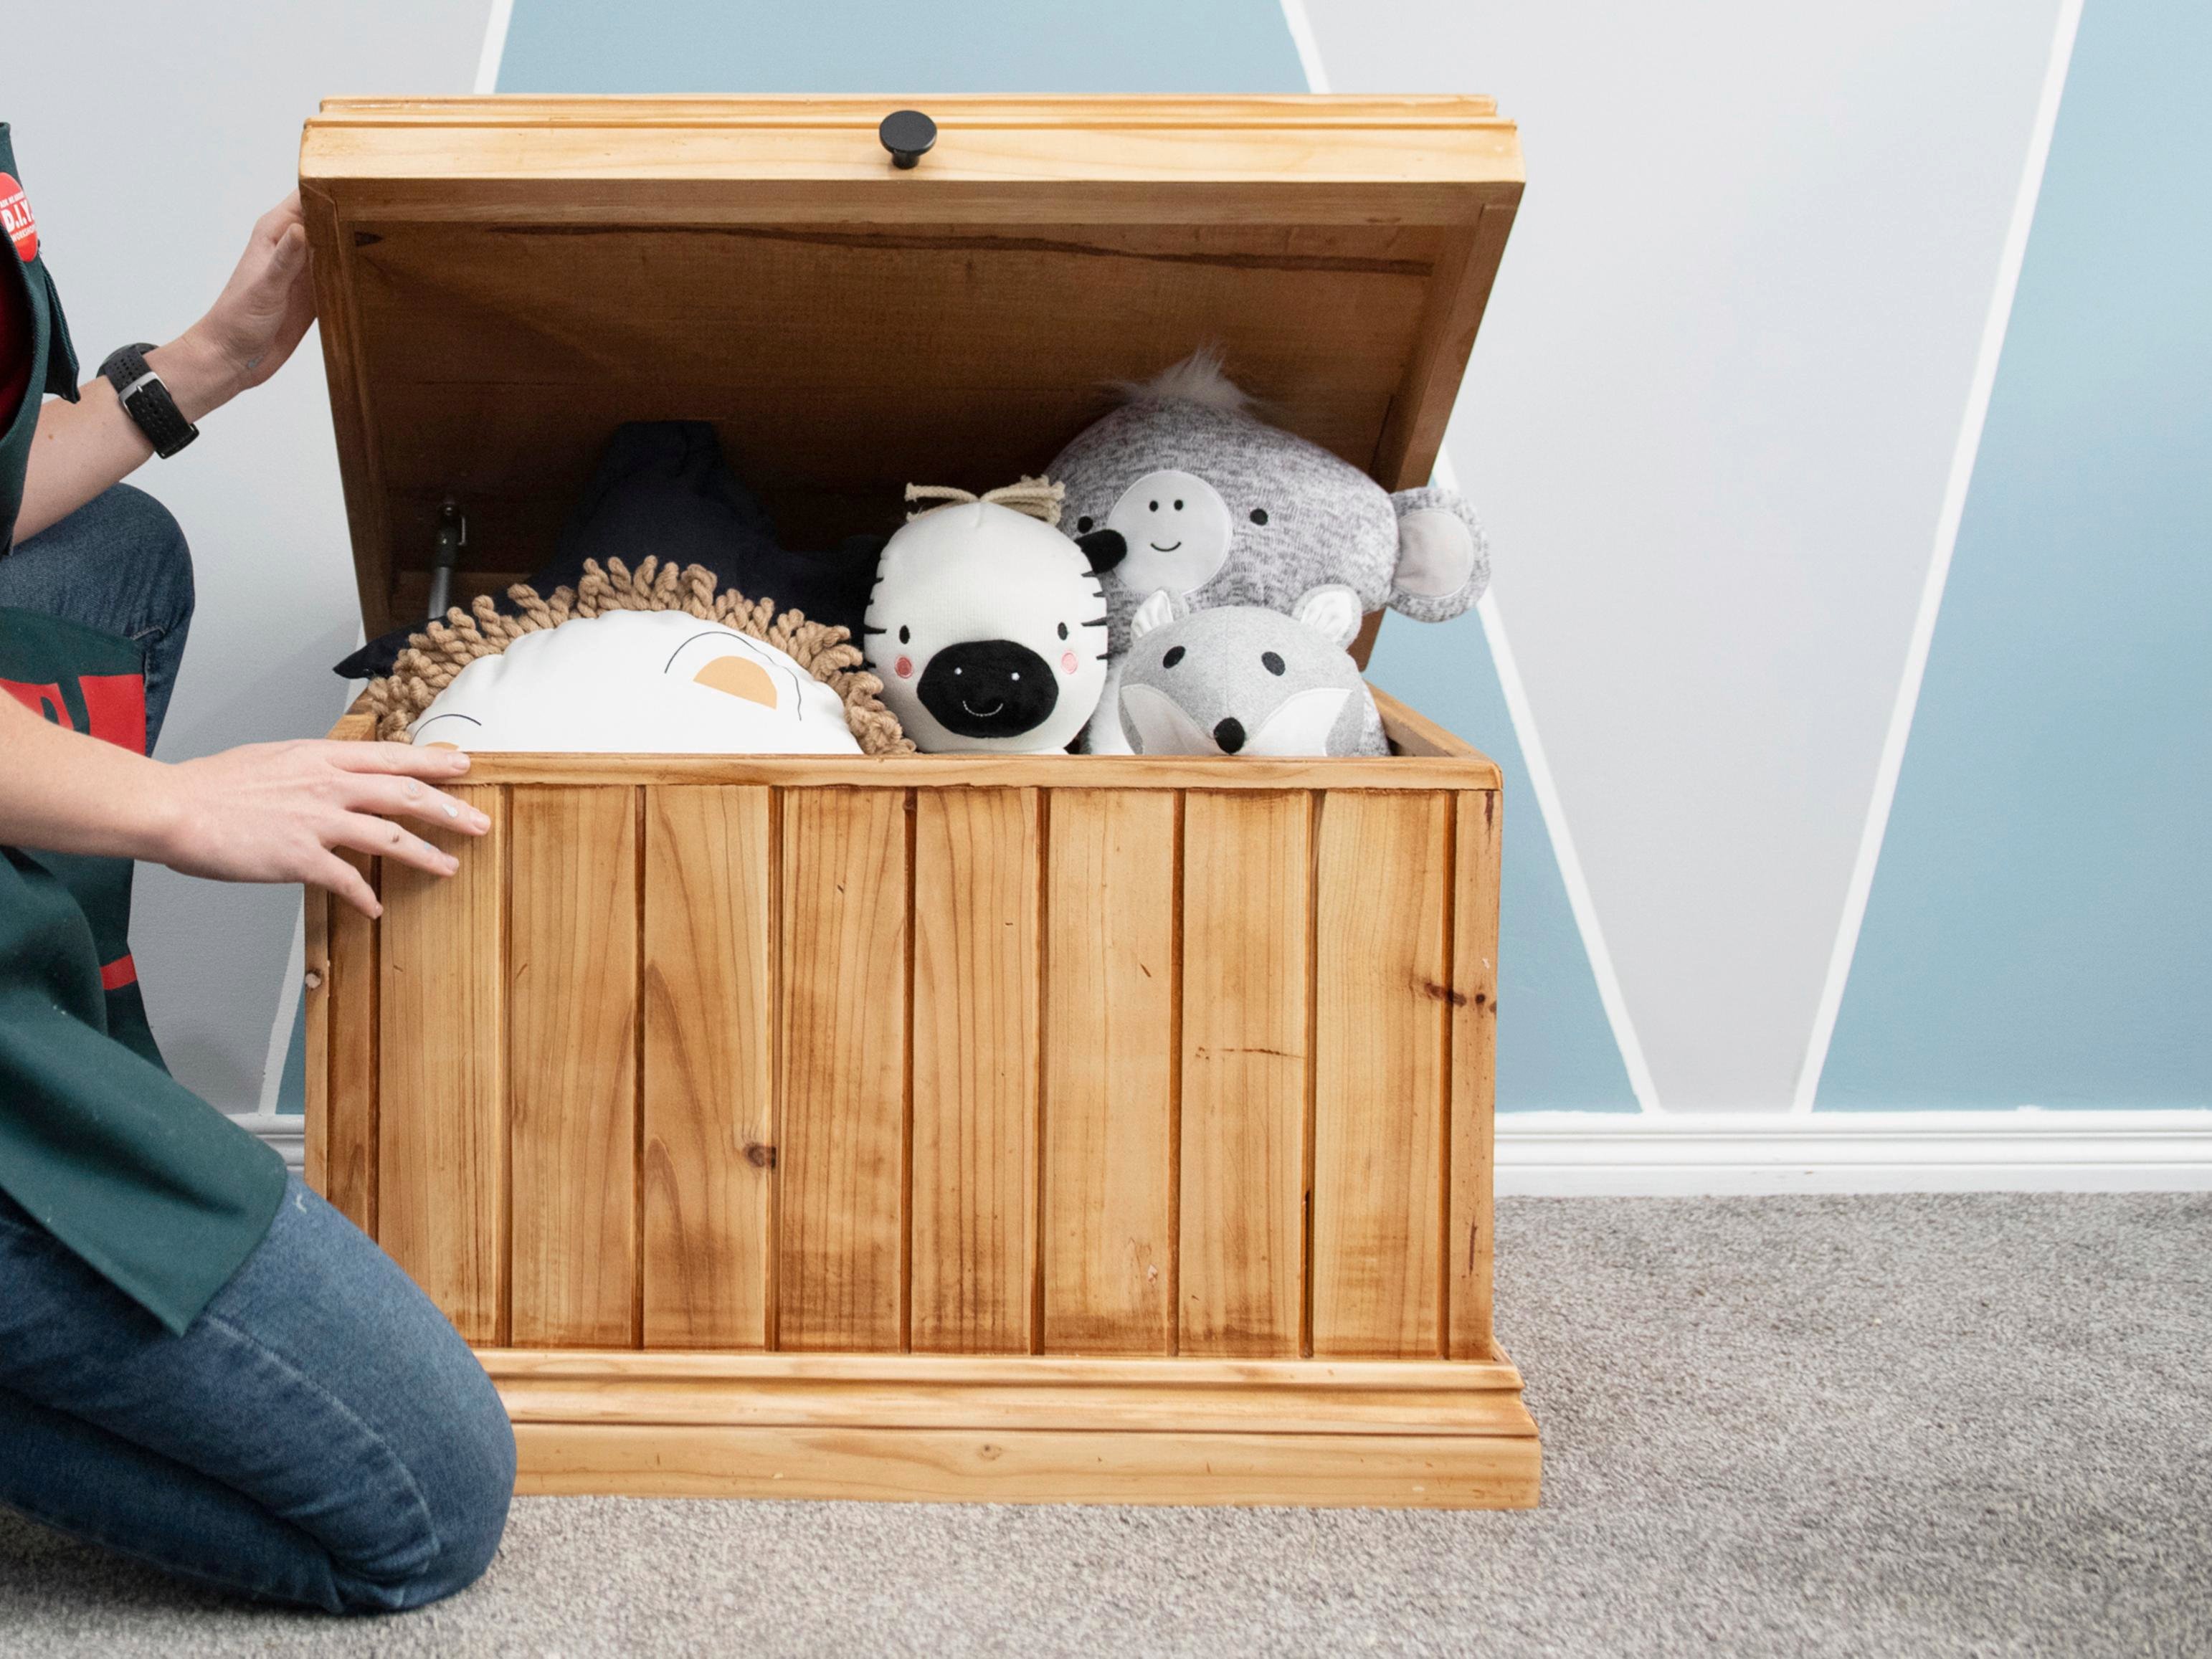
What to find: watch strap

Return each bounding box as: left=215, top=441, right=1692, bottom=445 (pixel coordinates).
left=99, top=343, right=198, bottom=459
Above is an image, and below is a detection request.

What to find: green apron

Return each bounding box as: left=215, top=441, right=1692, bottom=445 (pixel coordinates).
left=0, top=122, right=284, bottom=1336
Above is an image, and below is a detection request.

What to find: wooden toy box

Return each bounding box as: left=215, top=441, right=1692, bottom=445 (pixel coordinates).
left=298, top=95, right=1536, bottom=1507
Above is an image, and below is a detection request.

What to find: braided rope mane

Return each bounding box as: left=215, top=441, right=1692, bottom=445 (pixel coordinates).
left=364, top=555, right=913, bottom=754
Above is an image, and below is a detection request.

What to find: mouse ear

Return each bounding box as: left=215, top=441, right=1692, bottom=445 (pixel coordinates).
left=1387, top=487, right=1490, bottom=621
left=1129, top=588, right=1179, bottom=642
left=1290, top=584, right=1363, bottom=650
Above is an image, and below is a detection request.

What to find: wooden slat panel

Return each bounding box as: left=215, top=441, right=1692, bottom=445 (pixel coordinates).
left=1311, top=794, right=1452, bottom=1357
left=911, top=789, right=1040, bottom=1354
left=777, top=788, right=910, bottom=1351
left=642, top=786, right=774, bottom=1349
left=1177, top=791, right=1311, bottom=1357
left=303, top=882, right=330, bottom=1194
left=1449, top=791, right=1503, bottom=1358
left=379, top=786, right=505, bottom=1340
left=1042, top=790, right=1177, bottom=1354
left=507, top=788, right=640, bottom=1348
left=321, top=852, right=379, bottom=1233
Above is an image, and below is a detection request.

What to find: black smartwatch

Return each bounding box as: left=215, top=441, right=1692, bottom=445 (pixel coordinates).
left=99, top=343, right=199, bottom=458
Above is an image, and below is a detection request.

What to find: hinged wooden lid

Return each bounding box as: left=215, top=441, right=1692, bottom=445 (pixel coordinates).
left=300, top=95, right=1521, bottom=637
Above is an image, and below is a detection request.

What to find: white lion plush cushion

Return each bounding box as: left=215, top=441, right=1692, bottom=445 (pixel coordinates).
left=409, top=609, right=863, bottom=755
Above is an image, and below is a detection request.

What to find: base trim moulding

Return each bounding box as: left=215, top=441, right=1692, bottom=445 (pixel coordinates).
left=478, top=1349, right=1540, bottom=1508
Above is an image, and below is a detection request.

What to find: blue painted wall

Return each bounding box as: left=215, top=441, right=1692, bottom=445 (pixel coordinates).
left=500, top=0, right=1307, bottom=94
left=1821, top=0, right=2211, bottom=1108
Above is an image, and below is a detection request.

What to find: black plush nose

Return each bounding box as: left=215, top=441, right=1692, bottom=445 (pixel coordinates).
left=1075, top=528, right=1127, bottom=574
left=1213, top=717, right=1246, bottom=754
left=917, top=640, right=1059, bottom=738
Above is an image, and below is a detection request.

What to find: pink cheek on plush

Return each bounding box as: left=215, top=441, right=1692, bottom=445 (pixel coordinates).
left=1060, top=651, right=1079, bottom=675
left=895, top=655, right=913, bottom=679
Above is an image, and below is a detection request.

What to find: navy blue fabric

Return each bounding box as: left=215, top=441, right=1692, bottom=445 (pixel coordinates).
left=336, top=422, right=883, bottom=680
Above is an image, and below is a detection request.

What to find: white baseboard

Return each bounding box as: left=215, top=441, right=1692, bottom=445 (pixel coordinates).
left=1497, top=1109, right=2212, bottom=1195
left=234, top=1108, right=2212, bottom=1197
left=234, top=1111, right=305, bottom=1173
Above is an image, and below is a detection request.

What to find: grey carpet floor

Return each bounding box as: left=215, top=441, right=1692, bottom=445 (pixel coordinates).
left=2, top=1194, right=2207, bottom=1657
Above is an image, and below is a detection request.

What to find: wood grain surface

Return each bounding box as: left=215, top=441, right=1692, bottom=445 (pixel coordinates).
left=1310, top=793, right=1452, bottom=1357
left=1040, top=789, right=1178, bottom=1354
left=378, top=785, right=507, bottom=1341
left=1177, top=791, right=1312, bottom=1357
left=777, top=789, right=911, bottom=1350
left=319, top=852, right=379, bottom=1233
left=1449, top=790, right=1504, bottom=1358
left=512, top=1424, right=1538, bottom=1508
left=641, top=786, right=777, bottom=1350
left=909, top=789, right=1040, bottom=1354
left=507, top=787, right=640, bottom=1348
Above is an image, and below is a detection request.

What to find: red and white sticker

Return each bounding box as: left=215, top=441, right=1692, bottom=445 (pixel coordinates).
left=0, top=174, right=37, bottom=264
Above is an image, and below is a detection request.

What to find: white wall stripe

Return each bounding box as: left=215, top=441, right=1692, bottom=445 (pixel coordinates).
left=1473, top=589, right=1663, bottom=1115
left=1276, top=0, right=1332, bottom=94
left=473, top=0, right=516, bottom=95
left=1791, top=0, right=2086, bottom=1113
left=1437, top=454, right=1663, bottom=1113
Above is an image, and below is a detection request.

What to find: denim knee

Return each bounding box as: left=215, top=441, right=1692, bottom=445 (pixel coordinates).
left=1, top=483, right=197, bottom=746
left=93, top=485, right=195, bottom=745
left=333, top=1362, right=515, bottom=1615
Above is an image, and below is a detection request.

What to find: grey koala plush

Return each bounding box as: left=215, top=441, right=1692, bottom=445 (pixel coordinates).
left=1118, top=584, right=1388, bottom=758
left=1051, top=351, right=1489, bottom=752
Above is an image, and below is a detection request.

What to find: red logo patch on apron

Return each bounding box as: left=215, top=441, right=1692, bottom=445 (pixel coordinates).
left=0, top=174, right=37, bottom=264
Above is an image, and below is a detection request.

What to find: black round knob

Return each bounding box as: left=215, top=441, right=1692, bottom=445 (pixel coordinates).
left=879, top=109, right=937, bottom=170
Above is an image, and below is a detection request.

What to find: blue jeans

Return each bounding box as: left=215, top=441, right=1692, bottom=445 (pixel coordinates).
left=0, top=483, right=196, bottom=748
left=0, top=1174, right=516, bottom=1612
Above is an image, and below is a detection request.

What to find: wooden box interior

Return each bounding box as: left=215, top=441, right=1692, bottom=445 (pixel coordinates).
left=300, top=95, right=1522, bottom=638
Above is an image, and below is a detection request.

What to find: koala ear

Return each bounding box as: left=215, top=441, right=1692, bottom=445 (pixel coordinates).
left=1387, top=488, right=1490, bottom=622
left=1129, top=588, right=1179, bottom=642
left=1290, top=584, right=1364, bottom=650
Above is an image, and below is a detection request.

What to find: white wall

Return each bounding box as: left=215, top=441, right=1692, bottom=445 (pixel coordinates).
left=1308, top=0, right=2064, bottom=1108
left=9, top=0, right=491, bottom=1110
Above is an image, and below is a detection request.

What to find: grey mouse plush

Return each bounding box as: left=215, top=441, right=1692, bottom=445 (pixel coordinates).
left=1051, top=351, right=1489, bottom=752
left=1117, top=584, right=1388, bottom=758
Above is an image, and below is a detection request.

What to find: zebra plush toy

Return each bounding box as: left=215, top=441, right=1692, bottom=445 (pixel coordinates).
left=863, top=480, right=1126, bottom=754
